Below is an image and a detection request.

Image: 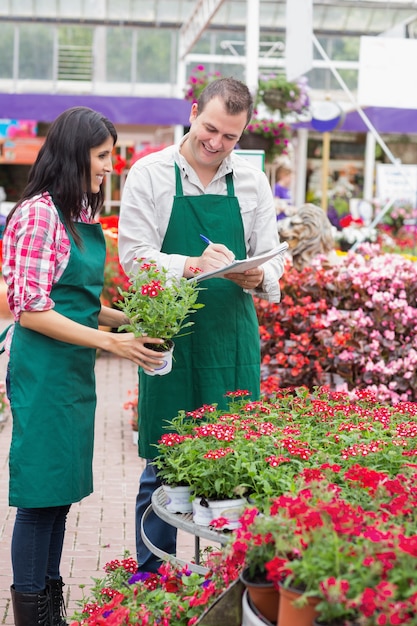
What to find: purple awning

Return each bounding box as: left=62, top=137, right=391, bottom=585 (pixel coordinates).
left=0, top=93, right=191, bottom=126
left=295, top=106, right=417, bottom=135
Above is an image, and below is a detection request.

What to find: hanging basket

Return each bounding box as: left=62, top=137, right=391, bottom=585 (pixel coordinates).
left=238, top=133, right=272, bottom=154
left=262, top=89, right=289, bottom=112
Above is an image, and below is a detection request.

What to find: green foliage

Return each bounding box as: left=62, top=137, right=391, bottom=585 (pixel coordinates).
left=116, top=261, right=205, bottom=349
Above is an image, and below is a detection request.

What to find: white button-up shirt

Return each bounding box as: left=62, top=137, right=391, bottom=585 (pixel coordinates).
left=119, top=140, right=284, bottom=302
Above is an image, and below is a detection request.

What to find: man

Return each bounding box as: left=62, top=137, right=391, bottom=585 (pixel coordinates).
left=118, top=77, right=284, bottom=572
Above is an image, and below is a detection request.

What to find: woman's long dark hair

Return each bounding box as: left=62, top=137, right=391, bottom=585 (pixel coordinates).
left=7, top=106, right=117, bottom=244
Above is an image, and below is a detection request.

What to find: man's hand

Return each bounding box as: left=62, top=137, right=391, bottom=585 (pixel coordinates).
left=185, top=243, right=235, bottom=278
left=225, top=267, right=264, bottom=290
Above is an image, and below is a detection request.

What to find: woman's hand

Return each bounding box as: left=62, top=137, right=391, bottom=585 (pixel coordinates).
left=105, top=333, right=165, bottom=370
left=20, top=309, right=165, bottom=370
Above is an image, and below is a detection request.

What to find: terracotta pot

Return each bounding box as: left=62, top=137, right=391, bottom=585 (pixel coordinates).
left=240, top=568, right=279, bottom=624
left=277, top=584, right=319, bottom=626
left=242, top=590, right=275, bottom=626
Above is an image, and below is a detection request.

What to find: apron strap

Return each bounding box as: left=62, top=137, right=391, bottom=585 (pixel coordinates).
left=0, top=323, right=12, bottom=355
left=225, top=171, right=235, bottom=196
left=175, top=163, right=183, bottom=196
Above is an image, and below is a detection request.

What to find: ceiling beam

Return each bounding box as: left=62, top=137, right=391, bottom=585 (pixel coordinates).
left=178, top=0, right=226, bottom=60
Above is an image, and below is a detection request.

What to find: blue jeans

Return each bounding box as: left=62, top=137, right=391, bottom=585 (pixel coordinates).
left=135, top=461, right=177, bottom=573
left=11, top=505, right=71, bottom=592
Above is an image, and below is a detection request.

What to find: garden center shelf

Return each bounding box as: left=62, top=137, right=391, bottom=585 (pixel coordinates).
left=141, top=487, right=230, bottom=574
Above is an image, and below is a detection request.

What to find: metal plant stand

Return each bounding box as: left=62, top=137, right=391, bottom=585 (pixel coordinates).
left=141, top=487, right=230, bottom=574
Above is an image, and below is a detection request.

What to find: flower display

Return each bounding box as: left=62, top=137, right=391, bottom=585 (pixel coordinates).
left=256, top=246, right=417, bottom=404
left=224, top=463, right=417, bottom=624
left=184, top=64, right=222, bottom=102
left=240, top=112, right=292, bottom=161
left=334, top=215, right=377, bottom=250
left=116, top=261, right=205, bottom=350
left=378, top=199, right=417, bottom=235
left=73, top=387, right=417, bottom=625
left=215, top=387, right=417, bottom=623
left=257, top=73, right=310, bottom=117
left=152, top=391, right=278, bottom=499
left=123, top=385, right=138, bottom=431
left=153, top=385, right=417, bottom=507
left=70, top=552, right=240, bottom=626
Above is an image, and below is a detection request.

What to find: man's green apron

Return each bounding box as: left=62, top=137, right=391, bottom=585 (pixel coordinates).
left=138, top=164, right=260, bottom=459
left=8, top=210, right=105, bottom=508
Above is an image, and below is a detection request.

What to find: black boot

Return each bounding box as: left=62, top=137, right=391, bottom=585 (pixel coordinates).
left=10, top=585, right=50, bottom=626
left=46, top=578, right=67, bottom=626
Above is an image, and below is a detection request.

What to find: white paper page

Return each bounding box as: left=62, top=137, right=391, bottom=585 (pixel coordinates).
left=190, top=242, right=289, bottom=283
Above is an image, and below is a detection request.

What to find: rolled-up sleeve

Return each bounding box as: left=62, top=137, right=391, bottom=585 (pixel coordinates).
left=2, top=196, right=70, bottom=319
left=119, top=147, right=187, bottom=278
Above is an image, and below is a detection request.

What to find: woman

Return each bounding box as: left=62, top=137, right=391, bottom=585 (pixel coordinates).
left=1, top=106, right=164, bottom=626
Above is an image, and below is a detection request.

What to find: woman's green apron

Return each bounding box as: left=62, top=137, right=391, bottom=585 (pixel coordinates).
left=138, top=164, right=260, bottom=459
left=8, top=211, right=105, bottom=507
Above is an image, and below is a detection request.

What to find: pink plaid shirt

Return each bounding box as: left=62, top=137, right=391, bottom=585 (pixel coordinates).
left=2, top=192, right=93, bottom=351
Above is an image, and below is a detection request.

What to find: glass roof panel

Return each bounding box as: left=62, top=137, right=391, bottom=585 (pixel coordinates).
left=35, top=0, right=58, bottom=15
left=319, top=6, right=353, bottom=30
left=217, top=1, right=249, bottom=28
left=107, top=0, right=131, bottom=21
left=368, top=8, right=407, bottom=31
left=155, top=0, right=196, bottom=24
left=2, top=1, right=417, bottom=37
left=130, top=0, right=157, bottom=21
left=58, top=0, right=82, bottom=18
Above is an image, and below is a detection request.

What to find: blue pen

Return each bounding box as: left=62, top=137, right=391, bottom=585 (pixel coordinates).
left=200, top=234, right=213, bottom=245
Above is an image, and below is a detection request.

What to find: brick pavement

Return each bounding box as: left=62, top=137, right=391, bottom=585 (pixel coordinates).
left=0, top=317, right=206, bottom=625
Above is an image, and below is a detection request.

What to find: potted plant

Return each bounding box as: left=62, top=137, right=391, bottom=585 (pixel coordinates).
left=256, top=73, right=310, bottom=117
left=153, top=423, right=251, bottom=526
left=151, top=431, right=198, bottom=513
left=116, top=260, right=205, bottom=373
left=152, top=393, right=281, bottom=526
left=225, top=506, right=299, bottom=623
